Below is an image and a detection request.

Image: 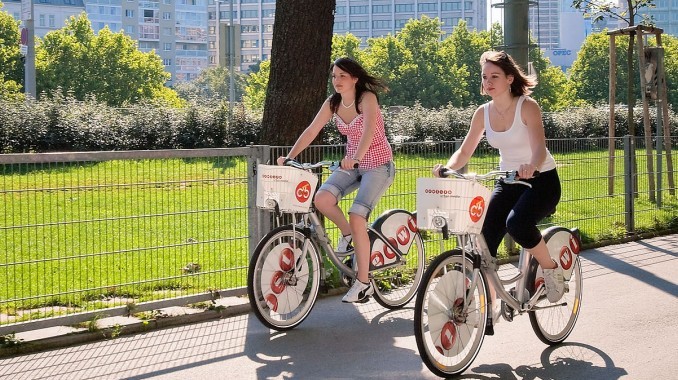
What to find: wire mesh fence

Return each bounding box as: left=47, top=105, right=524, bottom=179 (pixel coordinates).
left=0, top=137, right=676, bottom=334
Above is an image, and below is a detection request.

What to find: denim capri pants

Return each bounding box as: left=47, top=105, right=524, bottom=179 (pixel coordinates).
left=316, top=161, right=395, bottom=219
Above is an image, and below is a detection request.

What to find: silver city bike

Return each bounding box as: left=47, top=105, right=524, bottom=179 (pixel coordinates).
left=413, top=169, right=583, bottom=377
left=247, top=160, right=426, bottom=331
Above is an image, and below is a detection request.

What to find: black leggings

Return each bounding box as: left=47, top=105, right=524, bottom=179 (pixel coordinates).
left=481, top=168, right=561, bottom=257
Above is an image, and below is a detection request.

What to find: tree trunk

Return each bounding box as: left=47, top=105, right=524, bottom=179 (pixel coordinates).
left=260, top=0, right=336, bottom=146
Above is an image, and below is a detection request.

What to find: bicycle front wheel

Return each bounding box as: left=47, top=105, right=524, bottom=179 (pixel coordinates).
left=414, top=249, right=489, bottom=377
left=247, top=225, right=321, bottom=331
left=372, top=230, right=425, bottom=309
left=528, top=227, right=583, bottom=345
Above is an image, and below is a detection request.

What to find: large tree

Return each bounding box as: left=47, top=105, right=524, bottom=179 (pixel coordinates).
left=36, top=13, right=176, bottom=106
left=259, top=0, right=335, bottom=145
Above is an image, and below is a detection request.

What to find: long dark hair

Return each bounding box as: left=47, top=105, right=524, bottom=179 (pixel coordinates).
left=329, top=57, right=388, bottom=114
left=479, top=50, right=537, bottom=96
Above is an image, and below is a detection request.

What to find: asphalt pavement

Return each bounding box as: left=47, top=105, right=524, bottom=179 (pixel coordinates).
left=0, top=234, right=676, bottom=380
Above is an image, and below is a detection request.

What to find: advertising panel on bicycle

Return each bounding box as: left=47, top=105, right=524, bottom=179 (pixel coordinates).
left=416, top=177, right=492, bottom=234
left=256, top=164, right=319, bottom=213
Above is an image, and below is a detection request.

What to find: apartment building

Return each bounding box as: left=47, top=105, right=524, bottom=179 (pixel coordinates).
left=3, top=0, right=85, bottom=38
left=207, top=0, right=488, bottom=73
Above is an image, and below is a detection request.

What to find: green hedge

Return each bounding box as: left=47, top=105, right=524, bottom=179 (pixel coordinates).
left=1, top=97, right=676, bottom=153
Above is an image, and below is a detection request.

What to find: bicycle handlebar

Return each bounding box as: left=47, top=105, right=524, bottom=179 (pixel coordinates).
left=438, top=167, right=538, bottom=187
left=283, top=159, right=359, bottom=170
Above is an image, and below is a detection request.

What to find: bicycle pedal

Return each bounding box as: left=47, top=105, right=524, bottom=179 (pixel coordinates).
left=501, top=300, right=514, bottom=322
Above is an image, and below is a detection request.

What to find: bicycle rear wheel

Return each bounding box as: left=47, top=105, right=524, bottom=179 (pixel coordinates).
left=372, top=229, right=425, bottom=309
left=247, top=225, right=321, bottom=331
left=414, top=249, right=488, bottom=377
left=528, top=227, right=583, bottom=345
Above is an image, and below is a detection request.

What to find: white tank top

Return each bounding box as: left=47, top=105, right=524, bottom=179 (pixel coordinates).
left=484, top=95, right=557, bottom=172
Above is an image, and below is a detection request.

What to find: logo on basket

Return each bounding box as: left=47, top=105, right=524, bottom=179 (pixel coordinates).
left=295, top=181, right=312, bottom=203
left=469, top=196, right=486, bottom=223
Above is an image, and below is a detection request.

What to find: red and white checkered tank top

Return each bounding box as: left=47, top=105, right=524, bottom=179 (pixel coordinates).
left=334, top=109, right=393, bottom=169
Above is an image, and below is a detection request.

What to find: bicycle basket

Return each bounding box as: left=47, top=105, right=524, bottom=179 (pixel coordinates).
left=256, top=164, right=319, bottom=213
left=416, top=177, right=492, bottom=234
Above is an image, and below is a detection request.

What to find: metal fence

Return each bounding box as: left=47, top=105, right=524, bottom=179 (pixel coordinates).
left=1, top=137, right=676, bottom=335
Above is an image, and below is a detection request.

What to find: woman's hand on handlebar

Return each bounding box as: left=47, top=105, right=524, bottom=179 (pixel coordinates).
left=432, top=164, right=448, bottom=178
left=276, top=156, right=290, bottom=166
left=340, top=156, right=359, bottom=170
left=517, top=163, right=538, bottom=179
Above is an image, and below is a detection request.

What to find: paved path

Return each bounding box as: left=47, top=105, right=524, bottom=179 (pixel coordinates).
left=1, top=234, right=676, bottom=379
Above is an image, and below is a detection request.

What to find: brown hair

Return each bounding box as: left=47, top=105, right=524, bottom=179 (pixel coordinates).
left=479, top=50, right=536, bottom=96
left=329, top=57, right=388, bottom=114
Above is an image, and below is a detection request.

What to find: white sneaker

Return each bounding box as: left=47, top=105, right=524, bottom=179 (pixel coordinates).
left=342, top=279, right=373, bottom=303
left=337, top=234, right=354, bottom=255
left=543, top=260, right=566, bottom=303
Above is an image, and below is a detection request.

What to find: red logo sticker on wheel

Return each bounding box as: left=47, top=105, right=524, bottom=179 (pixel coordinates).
left=270, top=271, right=286, bottom=294
left=559, top=246, right=573, bottom=271
left=469, top=196, right=485, bottom=223
left=265, top=294, right=278, bottom=312
left=440, top=321, right=457, bottom=350
left=295, top=181, right=312, bottom=203
left=279, top=247, right=295, bottom=271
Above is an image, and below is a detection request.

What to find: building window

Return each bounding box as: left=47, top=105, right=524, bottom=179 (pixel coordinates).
left=163, top=12, right=171, bottom=20
left=241, top=10, right=258, bottom=18
left=163, top=58, right=172, bottom=66
left=465, top=1, right=473, bottom=10
left=334, top=21, right=346, bottom=30
left=164, top=43, right=172, bottom=50
left=335, top=6, right=345, bottom=15
left=395, top=19, right=409, bottom=29
left=372, top=5, right=390, bottom=13
left=49, top=15, right=55, bottom=27
left=395, top=4, right=414, bottom=12
left=350, top=21, right=369, bottom=29
left=262, top=8, right=275, bottom=18
left=263, top=24, right=273, bottom=32
left=209, top=41, right=215, bottom=49
left=350, top=5, right=368, bottom=14
left=242, top=39, right=259, bottom=48
left=125, top=9, right=134, bottom=18
left=263, top=39, right=272, bottom=47
left=125, top=25, right=136, bottom=34
left=163, top=27, right=172, bottom=36
left=209, top=55, right=215, bottom=64
left=373, top=20, right=391, bottom=29
left=39, top=14, right=46, bottom=27
left=242, top=24, right=259, bottom=32
left=209, top=26, right=215, bottom=35
left=418, top=3, right=437, bottom=12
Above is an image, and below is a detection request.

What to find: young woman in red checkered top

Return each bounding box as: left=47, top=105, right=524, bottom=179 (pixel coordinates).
left=277, top=57, right=395, bottom=303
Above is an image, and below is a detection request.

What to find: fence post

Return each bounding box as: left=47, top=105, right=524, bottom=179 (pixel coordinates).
left=248, top=145, right=271, bottom=257
left=623, top=135, right=635, bottom=234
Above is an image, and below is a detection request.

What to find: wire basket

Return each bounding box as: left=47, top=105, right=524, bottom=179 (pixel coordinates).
left=416, top=177, right=492, bottom=234
left=256, top=164, right=319, bottom=213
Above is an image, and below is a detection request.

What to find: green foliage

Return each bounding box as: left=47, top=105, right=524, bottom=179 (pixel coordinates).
left=0, top=96, right=261, bottom=152
left=173, top=66, right=247, bottom=102
left=243, top=19, right=569, bottom=111
left=0, top=5, right=23, bottom=99
left=35, top=13, right=173, bottom=106
left=243, top=59, right=269, bottom=111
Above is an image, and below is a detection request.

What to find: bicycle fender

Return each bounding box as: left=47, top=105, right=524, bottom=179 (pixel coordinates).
left=368, top=209, right=418, bottom=271
left=542, top=226, right=581, bottom=281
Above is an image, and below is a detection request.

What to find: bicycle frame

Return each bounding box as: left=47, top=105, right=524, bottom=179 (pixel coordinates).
left=288, top=209, right=412, bottom=284
left=455, top=232, right=548, bottom=316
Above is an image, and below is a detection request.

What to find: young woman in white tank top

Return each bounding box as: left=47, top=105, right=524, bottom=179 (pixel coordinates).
left=432, top=51, right=566, bottom=310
